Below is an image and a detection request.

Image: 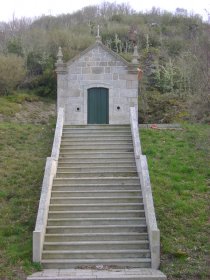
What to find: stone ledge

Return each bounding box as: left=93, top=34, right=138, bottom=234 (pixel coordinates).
left=27, top=268, right=167, bottom=280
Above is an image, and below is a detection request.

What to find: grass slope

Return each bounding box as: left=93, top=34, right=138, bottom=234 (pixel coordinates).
left=0, top=120, right=209, bottom=279
left=141, top=124, right=210, bottom=279
left=0, top=122, right=55, bottom=279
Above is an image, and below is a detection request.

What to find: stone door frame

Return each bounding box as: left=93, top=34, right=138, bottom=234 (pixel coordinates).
left=83, top=82, right=113, bottom=124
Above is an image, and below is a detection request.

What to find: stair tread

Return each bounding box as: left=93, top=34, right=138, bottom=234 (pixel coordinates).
left=54, top=176, right=139, bottom=180
left=52, top=190, right=141, bottom=192
left=53, top=183, right=140, bottom=186
left=43, top=249, right=150, bottom=253
left=44, top=239, right=149, bottom=244
left=41, top=258, right=151, bottom=263
left=48, top=218, right=145, bottom=221
left=51, top=196, right=142, bottom=200
left=57, top=166, right=136, bottom=169
left=51, top=190, right=141, bottom=193
left=60, top=151, right=134, bottom=153
left=47, top=224, right=146, bottom=228
left=49, top=203, right=143, bottom=207
left=49, top=210, right=144, bottom=213
left=45, top=233, right=148, bottom=236
left=56, top=171, right=137, bottom=174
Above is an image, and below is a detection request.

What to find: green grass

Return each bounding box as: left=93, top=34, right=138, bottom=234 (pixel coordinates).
left=140, top=124, right=210, bottom=279
left=0, top=121, right=55, bottom=279
left=0, top=121, right=209, bottom=279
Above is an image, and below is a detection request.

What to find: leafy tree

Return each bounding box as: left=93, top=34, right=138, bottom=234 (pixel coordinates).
left=7, top=37, right=23, bottom=56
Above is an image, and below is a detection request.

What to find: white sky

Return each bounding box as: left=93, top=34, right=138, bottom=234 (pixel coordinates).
left=0, top=0, right=210, bottom=22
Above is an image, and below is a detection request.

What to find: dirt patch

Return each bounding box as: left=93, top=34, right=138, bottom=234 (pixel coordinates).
left=0, top=101, right=56, bottom=124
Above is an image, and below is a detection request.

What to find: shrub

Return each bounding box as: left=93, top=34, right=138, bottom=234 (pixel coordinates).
left=0, top=54, right=26, bottom=95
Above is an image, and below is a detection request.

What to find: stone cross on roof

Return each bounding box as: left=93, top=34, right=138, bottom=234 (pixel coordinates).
left=96, top=25, right=101, bottom=43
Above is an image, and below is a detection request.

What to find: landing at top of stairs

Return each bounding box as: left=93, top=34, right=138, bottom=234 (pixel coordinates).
left=27, top=268, right=167, bottom=280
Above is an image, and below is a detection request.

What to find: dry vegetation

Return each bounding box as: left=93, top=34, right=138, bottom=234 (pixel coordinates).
left=0, top=2, right=209, bottom=122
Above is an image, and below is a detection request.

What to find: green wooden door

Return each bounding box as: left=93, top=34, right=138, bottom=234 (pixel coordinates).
left=88, top=88, right=109, bottom=124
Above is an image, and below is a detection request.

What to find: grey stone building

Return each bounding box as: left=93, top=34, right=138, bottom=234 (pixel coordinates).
left=55, top=36, right=139, bottom=125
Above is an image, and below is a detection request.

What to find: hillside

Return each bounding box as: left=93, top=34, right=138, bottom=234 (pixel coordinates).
left=0, top=2, right=209, bottom=123
left=0, top=96, right=209, bottom=279
left=0, top=3, right=209, bottom=279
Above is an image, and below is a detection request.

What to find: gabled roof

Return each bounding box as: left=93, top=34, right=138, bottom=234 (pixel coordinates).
left=67, top=41, right=130, bottom=67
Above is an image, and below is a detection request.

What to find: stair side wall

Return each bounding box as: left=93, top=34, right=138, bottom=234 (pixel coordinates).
left=33, top=108, right=64, bottom=262
left=130, top=107, right=160, bottom=269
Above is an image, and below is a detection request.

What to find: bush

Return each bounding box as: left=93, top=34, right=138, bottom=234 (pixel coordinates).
left=138, top=90, right=187, bottom=123
left=0, top=54, right=26, bottom=95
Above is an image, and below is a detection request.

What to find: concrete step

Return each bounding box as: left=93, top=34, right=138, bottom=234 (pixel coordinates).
left=51, top=190, right=142, bottom=198
left=56, top=167, right=136, bottom=173
left=60, top=145, right=133, bottom=153
left=53, top=177, right=140, bottom=185
left=46, top=225, right=147, bottom=234
left=63, top=126, right=130, bottom=131
left=60, top=143, right=133, bottom=149
left=27, top=268, right=167, bottom=280
left=59, top=158, right=135, bottom=164
left=56, top=171, right=138, bottom=178
left=62, top=131, right=131, bottom=136
left=59, top=152, right=135, bottom=159
left=47, top=217, right=146, bottom=226
left=63, top=127, right=131, bottom=132
left=49, top=203, right=144, bottom=212
left=62, top=134, right=132, bottom=140
left=44, top=233, right=148, bottom=242
left=63, top=124, right=130, bottom=127
left=41, top=258, right=152, bottom=269
left=48, top=210, right=145, bottom=219
left=62, top=135, right=132, bottom=141
left=42, top=250, right=151, bottom=260
left=52, top=185, right=141, bottom=192
left=50, top=197, right=143, bottom=205
left=57, top=161, right=136, bottom=167
left=52, top=185, right=140, bottom=192
left=61, top=139, right=133, bottom=145
left=44, top=240, right=149, bottom=250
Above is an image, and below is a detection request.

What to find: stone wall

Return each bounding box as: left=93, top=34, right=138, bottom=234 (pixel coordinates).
left=57, top=42, right=138, bottom=124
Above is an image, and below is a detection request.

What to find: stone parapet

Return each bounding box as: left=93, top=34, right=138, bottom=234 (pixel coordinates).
left=130, top=107, right=160, bottom=270
left=33, top=108, right=64, bottom=262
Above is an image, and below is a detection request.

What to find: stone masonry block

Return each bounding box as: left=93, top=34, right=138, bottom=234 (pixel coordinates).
left=86, top=62, right=96, bottom=67
left=103, top=74, right=113, bottom=80
left=77, top=62, right=86, bottom=67
left=99, top=62, right=108, bottom=66
left=71, top=89, right=81, bottom=97
left=126, top=80, right=132, bottom=88
left=108, top=61, right=117, bottom=66
left=113, top=73, right=119, bottom=80
left=105, top=67, right=111, bottom=73
left=69, top=74, right=78, bottom=81
left=82, top=68, right=91, bottom=74
left=91, top=67, right=104, bottom=74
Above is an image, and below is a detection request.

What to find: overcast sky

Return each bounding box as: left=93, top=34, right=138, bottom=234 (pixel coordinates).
left=1, top=0, right=210, bottom=22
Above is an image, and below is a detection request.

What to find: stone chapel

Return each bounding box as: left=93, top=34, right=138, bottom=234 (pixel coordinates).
left=55, top=34, right=139, bottom=125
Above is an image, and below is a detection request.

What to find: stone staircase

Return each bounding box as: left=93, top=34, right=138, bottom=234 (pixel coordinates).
left=41, top=125, right=151, bottom=269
